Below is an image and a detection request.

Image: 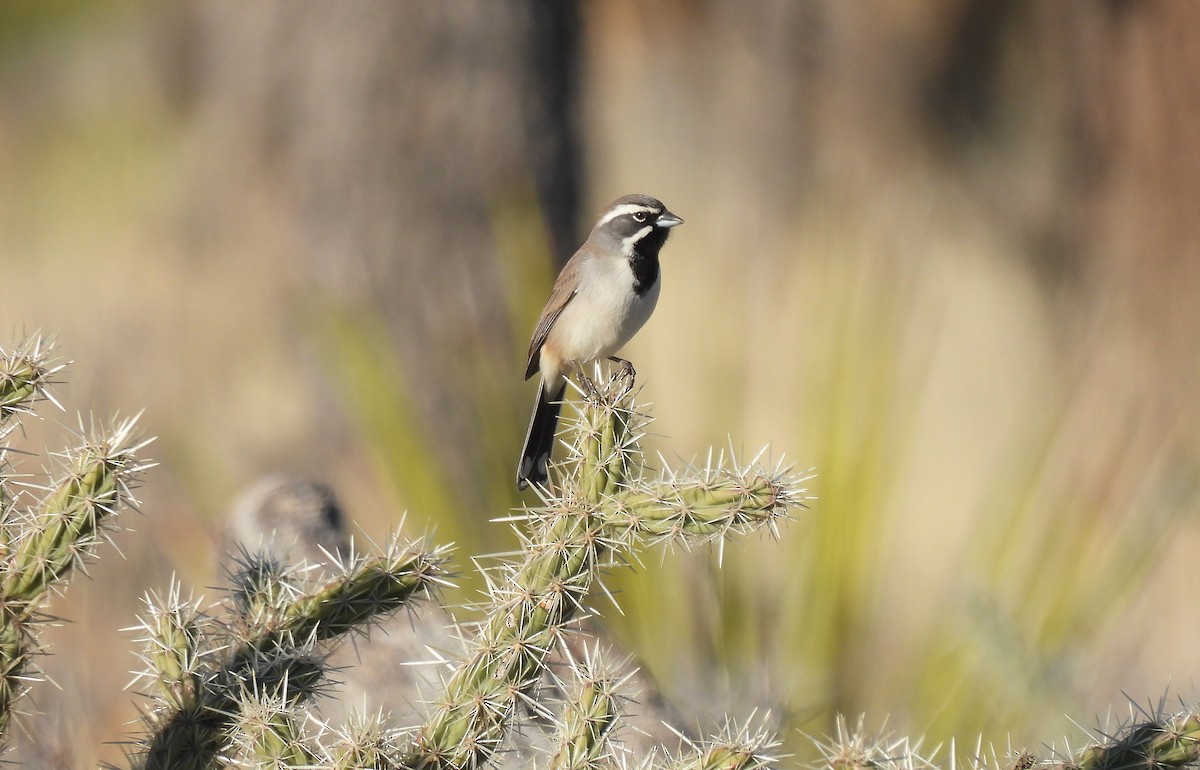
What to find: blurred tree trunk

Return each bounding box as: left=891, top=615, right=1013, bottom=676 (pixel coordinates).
left=168, top=2, right=582, bottom=497
left=1067, top=2, right=1200, bottom=372
left=928, top=1, right=1200, bottom=335
left=925, top=0, right=1200, bottom=438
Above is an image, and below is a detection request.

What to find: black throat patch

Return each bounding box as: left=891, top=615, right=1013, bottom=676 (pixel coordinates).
left=630, top=228, right=669, bottom=296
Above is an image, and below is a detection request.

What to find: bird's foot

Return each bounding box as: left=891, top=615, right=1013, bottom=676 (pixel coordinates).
left=608, top=356, right=636, bottom=396
left=577, top=370, right=602, bottom=402
left=608, top=356, right=636, bottom=380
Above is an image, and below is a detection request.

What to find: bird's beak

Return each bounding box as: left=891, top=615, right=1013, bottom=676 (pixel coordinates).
left=655, top=210, right=684, bottom=228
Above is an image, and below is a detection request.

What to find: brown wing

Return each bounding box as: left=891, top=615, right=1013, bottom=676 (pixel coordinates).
left=525, top=280, right=577, bottom=380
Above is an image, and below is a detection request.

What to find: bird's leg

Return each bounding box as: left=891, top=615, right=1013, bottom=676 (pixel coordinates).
left=575, top=368, right=601, bottom=402
left=608, top=356, right=636, bottom=396
left=608, top=356, right=636, bottom=380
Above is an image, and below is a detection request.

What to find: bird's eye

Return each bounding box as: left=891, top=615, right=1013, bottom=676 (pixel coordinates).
left=632, top=211, right=648, bottom=223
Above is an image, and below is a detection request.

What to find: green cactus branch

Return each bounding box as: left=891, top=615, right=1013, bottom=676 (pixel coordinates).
left=0, top=621, right=28, bottom=747
left=0, top=336, right=64, bottom=427
left=814, top=708, right=1200, bottom=770
left=3, top=417, right=151, bottom=605
left=221, top=541, right=453, bottom=667
left=573, top=372, right=641, bottom=501
left=547, top=656, right=621, bottom=770
left=1064, top=712, right=1200, bottom=770
left=318, top=711, right=407, bottom=770
left=406, top=508, right=602, bottom=770
left=231, top=691, right=320, bottom=769
left=659, top=717, right=783, bottom=770
left=0, top=344, right=150, bottom=749
left=3, top=337, right=1194, bottom=770
left=678, top=743, right=778, bottom=770
left=132, top=582, right=208, bottom=712
left=132, top=538, right=450, bottom=770
left=404, top=370, right=806, bottom=770
left=0, top=413, right=150, bottom=748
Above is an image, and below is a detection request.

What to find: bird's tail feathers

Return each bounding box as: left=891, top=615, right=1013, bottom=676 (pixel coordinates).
left=516, top=379, right=566, bottom=490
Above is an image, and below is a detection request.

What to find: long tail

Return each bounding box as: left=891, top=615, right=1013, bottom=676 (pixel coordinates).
left=516, top=378, right=566, bottom=490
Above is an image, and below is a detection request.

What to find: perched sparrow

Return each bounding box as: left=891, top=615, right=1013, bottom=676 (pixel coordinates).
left=516, top=194, right=683, bottom=490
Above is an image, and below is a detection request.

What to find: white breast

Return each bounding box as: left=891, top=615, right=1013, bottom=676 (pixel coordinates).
left=549, top=255, right=660, bottom=368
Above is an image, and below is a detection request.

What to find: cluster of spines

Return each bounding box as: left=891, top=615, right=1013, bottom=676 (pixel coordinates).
left=608, top=716, right=783, bottom=770
left=0, top=335, right=64, bottom=428
left=545, top=648, right=624, bottom=770
left=1055, top=700, right=1200, bottom=770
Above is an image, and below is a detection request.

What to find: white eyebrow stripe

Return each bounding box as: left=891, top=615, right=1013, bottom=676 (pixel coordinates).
left=595, top=203, right=658, bottom=228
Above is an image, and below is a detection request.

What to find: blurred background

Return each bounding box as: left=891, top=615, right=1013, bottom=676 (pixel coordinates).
left=2, top=0, right=1200, bottom=765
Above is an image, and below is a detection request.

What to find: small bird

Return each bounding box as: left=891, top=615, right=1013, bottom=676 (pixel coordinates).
left=516, top=194, right=683, bottom=490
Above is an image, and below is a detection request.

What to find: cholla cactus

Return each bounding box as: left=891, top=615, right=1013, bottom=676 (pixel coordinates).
left=0, top=337, right=151, bottom=749
left=811, top=704, right=1200, bottom=770
left=545, top=646, right=623, bottom=770
left=0, top=335, right=64, bottom=429
left=668, top=717, right=784, bottom=770
left=1054, top=703, right=1200, bottom=770
left=129, top=538, right=451, bottom=770
left=125, top=366, right=807, bottom=770
left=314, top=710, right=409, bottom=770
left=404, top=372, right=803, bottom=770
left=4, top=337, right=1195, bottom=770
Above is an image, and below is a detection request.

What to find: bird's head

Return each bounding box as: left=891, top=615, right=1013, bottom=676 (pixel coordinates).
left=589, top=194, right=683, bottom=257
